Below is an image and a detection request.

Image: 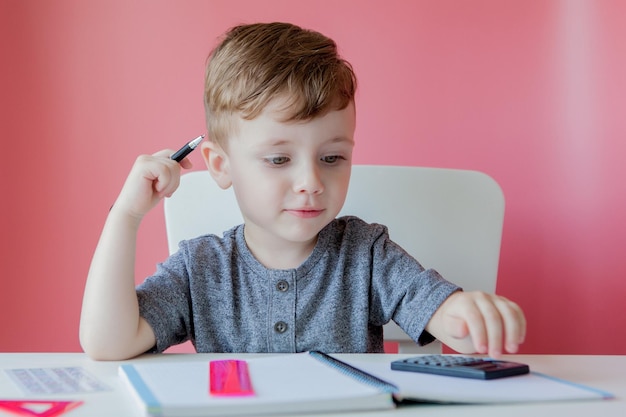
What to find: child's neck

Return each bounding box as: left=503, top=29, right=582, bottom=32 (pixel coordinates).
left=243, top=227, right=317, bottom=270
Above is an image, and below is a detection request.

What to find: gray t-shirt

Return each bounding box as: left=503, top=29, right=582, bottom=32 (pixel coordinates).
left=137, top=216, right=460, bottom=353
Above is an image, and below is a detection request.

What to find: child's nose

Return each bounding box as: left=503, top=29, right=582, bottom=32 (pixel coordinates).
left=294, top=164, right=324, bottom=195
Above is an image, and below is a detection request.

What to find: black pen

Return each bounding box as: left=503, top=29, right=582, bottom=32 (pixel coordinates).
left=170, top=135, right=205, bottom=162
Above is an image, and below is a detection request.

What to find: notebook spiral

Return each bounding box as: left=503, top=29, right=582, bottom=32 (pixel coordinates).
left=309, top=351, right=398, bottom=394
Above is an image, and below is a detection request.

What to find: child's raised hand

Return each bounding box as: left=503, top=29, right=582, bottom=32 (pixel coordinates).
left=112, top=150, right=193, bottom=219
left=426, top=291, right=526, bottom=358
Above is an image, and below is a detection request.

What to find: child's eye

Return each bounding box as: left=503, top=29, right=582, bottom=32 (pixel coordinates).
left=321, top=155, right=344, bottom=164
left=266, top=156, right=290, bottom=166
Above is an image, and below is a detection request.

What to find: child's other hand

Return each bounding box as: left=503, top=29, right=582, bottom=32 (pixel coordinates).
left=112, top=150, right=193, bottom=219
left=427, top=291, right=526, bottom=358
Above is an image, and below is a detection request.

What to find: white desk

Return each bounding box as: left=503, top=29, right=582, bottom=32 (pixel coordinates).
left=0, top=353, right=623, bottom=416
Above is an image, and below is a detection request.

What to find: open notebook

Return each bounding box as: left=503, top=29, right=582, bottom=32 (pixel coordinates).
left=119, top=352, right=613, bottom=417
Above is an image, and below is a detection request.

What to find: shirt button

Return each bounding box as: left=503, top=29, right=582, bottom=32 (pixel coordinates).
left=276, top=280, right=289, bottom=292
left=274, top=321, right=288, bottom=334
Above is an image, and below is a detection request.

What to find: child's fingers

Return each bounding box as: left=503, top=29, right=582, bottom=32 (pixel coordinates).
left=117, top=152, right=180, bottom=213
left=152, top=164, right=181, bottom=197
left=458, top=293, right=501, bottom=356
left=436, top=291, right=527, bottom=357
left=149, top=149, right=192, bottom=194
left=476, top=295, right=505, bottom=357
left=152, top=149, right=193, bottom=168
left=178, top=157, right=193, bottom=170
left=148, top=163, right=175, bottom=195
left=471, top=295, right=526, bottom=357
left=444, top=293, right=490, bottom=354
left=495, top=297, right=526, bottom=353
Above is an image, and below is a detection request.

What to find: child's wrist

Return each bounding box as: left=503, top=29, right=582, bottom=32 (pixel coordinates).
left=107, top=202, right=145, bottom=228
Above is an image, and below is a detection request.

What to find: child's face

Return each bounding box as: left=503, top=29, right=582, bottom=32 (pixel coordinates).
left=223, top=99, right=356, bottom=254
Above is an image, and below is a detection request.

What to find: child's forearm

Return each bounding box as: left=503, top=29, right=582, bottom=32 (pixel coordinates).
left=79, top=150, right=187, bottom=360
left=79, top=208, right=155, bottom=360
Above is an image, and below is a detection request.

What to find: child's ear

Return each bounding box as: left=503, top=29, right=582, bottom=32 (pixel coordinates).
left=201, top=140, right=232, bottom=189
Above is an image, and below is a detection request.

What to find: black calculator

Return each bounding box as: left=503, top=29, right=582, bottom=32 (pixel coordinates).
left=391, top=355, right=530, bottom=380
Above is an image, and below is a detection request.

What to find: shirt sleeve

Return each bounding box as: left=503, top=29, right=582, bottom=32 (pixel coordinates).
left=136, top=247, right=194, bottom=353
left=366, top=223, right=461, bottom=346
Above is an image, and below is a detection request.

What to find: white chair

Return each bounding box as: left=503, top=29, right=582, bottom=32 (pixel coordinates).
left=164, top=165, right=505, bottom=353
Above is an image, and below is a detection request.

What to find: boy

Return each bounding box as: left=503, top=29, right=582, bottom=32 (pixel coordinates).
left=80, top=22, right=525, bottom=360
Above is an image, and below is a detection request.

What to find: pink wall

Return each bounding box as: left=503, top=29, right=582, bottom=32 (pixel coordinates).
left=1, top=0, right=625, bottom=354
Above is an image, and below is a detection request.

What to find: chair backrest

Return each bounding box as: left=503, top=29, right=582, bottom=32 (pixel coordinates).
left=164, top=165, right=505, bottom=353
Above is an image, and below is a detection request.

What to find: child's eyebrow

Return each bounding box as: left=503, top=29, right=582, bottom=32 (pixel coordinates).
left=264, top=138, right=290, bottom=147
left=329, top=136, right=355, bottom=145
left=261, top=136, right=354, bottom=147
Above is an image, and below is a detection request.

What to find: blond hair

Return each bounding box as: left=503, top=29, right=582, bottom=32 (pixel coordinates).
left=204, top=22, right=357, bottom=147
